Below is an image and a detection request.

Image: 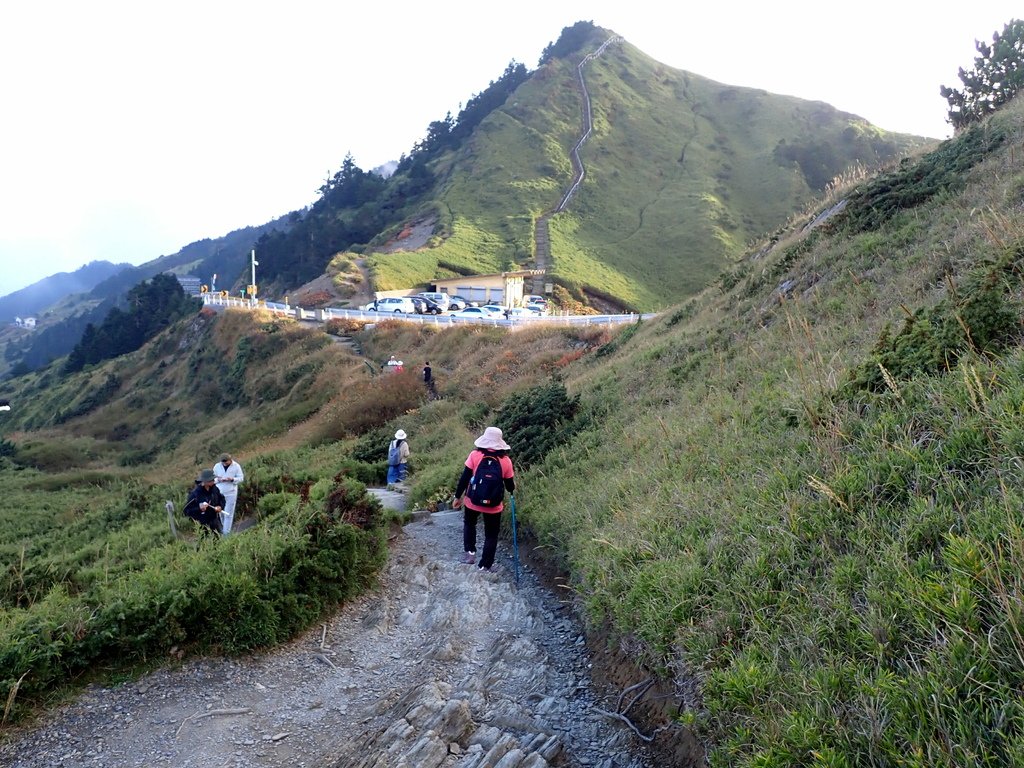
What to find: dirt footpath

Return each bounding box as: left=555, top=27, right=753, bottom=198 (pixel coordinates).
left=0, top=496, right=677, bottom=768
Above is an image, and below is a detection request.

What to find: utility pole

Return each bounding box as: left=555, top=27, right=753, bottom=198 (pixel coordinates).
left=249, top=250, right=258, bottom=304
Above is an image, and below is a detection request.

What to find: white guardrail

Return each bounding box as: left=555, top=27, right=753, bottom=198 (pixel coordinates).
left=202, top=294, right=653, bottom=328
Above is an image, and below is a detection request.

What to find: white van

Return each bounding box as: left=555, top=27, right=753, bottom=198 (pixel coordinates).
left=367, top=297, right=417, bottom=313
left=416, top=292, right=451, bottom=311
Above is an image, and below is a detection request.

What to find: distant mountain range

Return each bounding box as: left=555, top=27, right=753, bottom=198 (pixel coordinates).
left=1, top=219, right=286, bottom=375
left=0, top=261, right=129, bottom=321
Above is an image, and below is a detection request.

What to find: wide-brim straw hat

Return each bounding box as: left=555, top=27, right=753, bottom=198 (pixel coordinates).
left=395, top=429, right=407, bottom=440
left=474, top=426, right=510, bottom=451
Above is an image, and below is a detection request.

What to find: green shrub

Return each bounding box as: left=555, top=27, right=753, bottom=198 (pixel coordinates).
left=837, top=122, right=1007, bottom=234
left=846, top=244, right=1023, bottom=393
left=351, top=425, right=397, bottom=464
left=257, top=492, right=300, bottom=518
left=407, top=463, right=459, bottom=511
left=594, top=319, right=642, bottom=359
left=15, top=440, right=96, bottom=472
left=0, top=473, right=386, bottom=722
left=460, top=402, right=491, bottom=431
left=336, top=458, right=383, bottom=487
left=497, top=380, right=583, bottom=469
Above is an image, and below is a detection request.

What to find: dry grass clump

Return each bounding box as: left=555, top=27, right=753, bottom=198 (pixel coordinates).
left=324, top=318, right=371, bottom=336
left=296, top=289, right=333, bottom=307
left=316, top=369, right=427, bottom=440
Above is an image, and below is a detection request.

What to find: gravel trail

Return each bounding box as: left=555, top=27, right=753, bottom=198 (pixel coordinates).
left=0, top=495, right=663, bottom=768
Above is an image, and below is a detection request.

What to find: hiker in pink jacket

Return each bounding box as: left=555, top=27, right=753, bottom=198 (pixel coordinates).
left=452, top=427, right=515, bottom=572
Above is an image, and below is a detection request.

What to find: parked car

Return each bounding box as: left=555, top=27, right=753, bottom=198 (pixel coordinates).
left=524, top=295, right=548, bottom=307
left=449, top=295, right=470, bottom=310
left=363, top=297, right=417, bottom=313
left=479, top=305, right=506, bottom=316
left=507, top=307, right=541, bottom=318
left=450, top=306, right=498, bottom=319
left=416, top=292, right=451, bottom=312
left=411, top=296, right=445, bottom=314
left=524, top=302, right=549, bottom=315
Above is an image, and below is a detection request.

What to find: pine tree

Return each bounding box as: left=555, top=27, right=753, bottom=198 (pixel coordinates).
left=941, top=19, right=1024, bottom=130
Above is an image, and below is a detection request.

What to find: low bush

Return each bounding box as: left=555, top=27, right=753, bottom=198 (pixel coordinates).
left=0, top=474, right=385, bottom=723
left=317, top=370, right=427, bottom=439
left=837, top=120, right=1007, bottom=234
left=14, top=439, right=98, bottom=472
left=324, top=318, right=370, bottom=336
left=594, top=319, right=642, bottom=359
left=846, top=243, right=1024, bottom=394
left=497, top=380, right=583, bottom=469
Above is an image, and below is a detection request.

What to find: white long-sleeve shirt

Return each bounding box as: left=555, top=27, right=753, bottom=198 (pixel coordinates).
left=213, top=459, right=244, bottom=496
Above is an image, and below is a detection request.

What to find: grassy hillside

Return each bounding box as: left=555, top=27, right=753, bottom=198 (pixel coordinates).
left=557, top=43, right=925, bottom=307
left=370, top=25, right=930, bottom=311
left=4, top=92, right=1023, bottom=766
left=514, top=98, right=1024, bottom=765
left=0, top=308, right=615, bottom=723
left=0, top=311, right=393, bottom=722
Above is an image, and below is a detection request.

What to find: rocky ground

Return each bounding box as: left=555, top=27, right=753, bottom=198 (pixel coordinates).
left=0, top=490, right=690, bottom=768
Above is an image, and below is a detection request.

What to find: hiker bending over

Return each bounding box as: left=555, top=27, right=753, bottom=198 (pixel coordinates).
left=453, top=427, right=515, bottom=572
left=183, top=468, right=225, bottom=536
left=387, top=429, right=410, bottom=484
left=213, top=452, right=244, bottom=535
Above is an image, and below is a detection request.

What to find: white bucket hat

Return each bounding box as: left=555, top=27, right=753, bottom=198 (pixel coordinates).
left=474, top=426, right=510, bottom=451
left=394, top=429, right=407, bottom=440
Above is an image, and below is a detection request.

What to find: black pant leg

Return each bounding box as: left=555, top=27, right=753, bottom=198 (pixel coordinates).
left=463, top=509, right=480, bottom=553
left=479, top=511, right=502, bottom=568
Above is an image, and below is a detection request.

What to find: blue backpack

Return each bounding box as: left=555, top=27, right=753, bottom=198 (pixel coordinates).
left=387, top=440, right=401, bottom=466
left=468, top=452, right=504, bottom=507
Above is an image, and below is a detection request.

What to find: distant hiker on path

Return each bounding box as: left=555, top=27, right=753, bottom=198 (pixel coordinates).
left=213, top=453, right=244, bottom=535
left=387, top=429, right=410, bottom=485
left=453, top=427, right=515, bottom=572
left=183, top=469, right=225, bottom=536
left=385, top=355, right=403, bottom=374
left=423, top=361, right=436, bottom=398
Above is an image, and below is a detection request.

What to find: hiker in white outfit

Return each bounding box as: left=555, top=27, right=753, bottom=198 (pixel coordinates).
left=213, top=453, right=244, bottom=535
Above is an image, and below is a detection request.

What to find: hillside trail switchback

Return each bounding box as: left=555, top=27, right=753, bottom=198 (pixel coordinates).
left=0, top=489, right=667, bottom=768
left=532, top=35, right=620, bottom=297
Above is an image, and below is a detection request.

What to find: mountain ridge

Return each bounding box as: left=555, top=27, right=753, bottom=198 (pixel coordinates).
left=0, top=260, right=129, bottom=321
left=367, top=23, right=932, bottom=310
left=3, top=21, right=930, bottom=377
left=2, top=218, right=287, bottom=376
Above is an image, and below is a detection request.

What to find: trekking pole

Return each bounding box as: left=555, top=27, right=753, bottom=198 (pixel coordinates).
left=510, top=495, right=520, bottom=588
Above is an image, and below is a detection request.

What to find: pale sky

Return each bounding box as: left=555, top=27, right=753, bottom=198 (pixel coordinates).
left=1, top=1, right=1019, bottom=297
